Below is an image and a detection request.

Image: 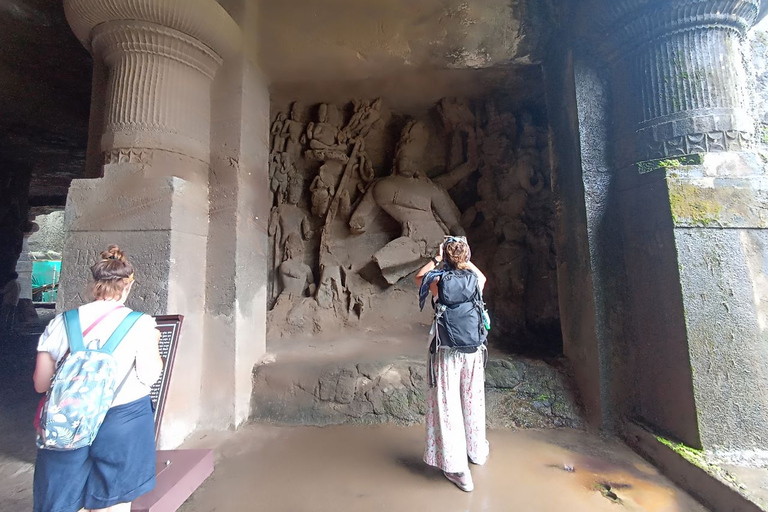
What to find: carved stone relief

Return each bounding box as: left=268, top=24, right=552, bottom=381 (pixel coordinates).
left=266, top=95, right=559, bottom=351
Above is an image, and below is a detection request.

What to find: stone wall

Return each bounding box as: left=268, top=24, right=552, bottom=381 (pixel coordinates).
left=0, top=158, right=32, bottom=286
left=29, top=210, right=65, bottom=256
left=251, top=353, right=583, bottom=429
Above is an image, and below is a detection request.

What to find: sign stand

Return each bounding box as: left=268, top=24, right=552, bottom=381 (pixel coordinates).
left=131, top=315, right=215, bottom=512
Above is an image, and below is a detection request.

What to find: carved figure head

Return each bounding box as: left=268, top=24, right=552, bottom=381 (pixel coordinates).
left=438, top=97, right=474, bottom=132
left=318, top=104, right=328, bottom=123
left=327, top=104, right=342, bottom=128
left=393, top=120, right=429, bottom=178
left=290, top=102, right=303, bottom=121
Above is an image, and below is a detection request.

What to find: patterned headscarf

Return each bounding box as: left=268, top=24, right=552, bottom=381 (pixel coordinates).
left=418, top=236, right=470, bottom=310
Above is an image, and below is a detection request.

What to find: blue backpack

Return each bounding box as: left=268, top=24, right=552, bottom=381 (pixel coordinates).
left=434, top=269, right=489, bottom=352
left=37, top=309, right=143, bottom=450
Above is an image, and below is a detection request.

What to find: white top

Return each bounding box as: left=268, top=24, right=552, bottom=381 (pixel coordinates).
left=37, top=300, right=163, bottom=407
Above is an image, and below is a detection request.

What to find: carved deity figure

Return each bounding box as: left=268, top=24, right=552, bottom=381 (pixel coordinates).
left=270, top=112, right=287, bottom=153
left=434, top=97, right=478, bottom=191
left=343, top=98, right=382, bottom=139
left=305, top=104, right=346, bottom=152
left=269, top=177, right=312, bottom=248
left=310, top=164, right=336, bottom=218
left=280, top=102, right=306, bottom=157
left=349, top=120, right=465, bottom=284
left=269, top=153, right=291, bottom=205
left=514, top=148, right=546, bottom=196
left=269, top=177, right=312, bottom=301
left=278, top=234, right=315, bottom=300
left=482, top=101, right=517, bottom=168
left=518, top=111, right=542, bottom=149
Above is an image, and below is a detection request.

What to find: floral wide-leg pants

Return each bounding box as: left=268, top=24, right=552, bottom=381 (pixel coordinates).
left=424, top=347, right=489, bottom=473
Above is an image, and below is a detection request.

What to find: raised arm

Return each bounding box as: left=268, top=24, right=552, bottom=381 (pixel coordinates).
left=415, top=243, right=442, bottom=298
left=430, top=185, right=465, bottom=236
left=434, top=129, right=478, bottom=191
left=268, top=207, right=279, bottom=237
left=465, top=261, right=486, bottom=291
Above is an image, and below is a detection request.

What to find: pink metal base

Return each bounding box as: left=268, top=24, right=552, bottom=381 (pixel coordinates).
left=131, top=449, right=214, bottom=512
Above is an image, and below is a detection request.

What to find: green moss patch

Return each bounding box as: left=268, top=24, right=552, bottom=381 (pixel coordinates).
left=668, top=182, right=722, bottom=227
left=655, top=436, right=745, bottom=490
left=637, top=154, right=704, bottom=174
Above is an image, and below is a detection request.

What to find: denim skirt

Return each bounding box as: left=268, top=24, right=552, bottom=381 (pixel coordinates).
left=34, top=395, right=156, bottom=512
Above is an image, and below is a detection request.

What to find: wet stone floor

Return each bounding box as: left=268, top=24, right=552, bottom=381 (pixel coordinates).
left=179, top=424, right=709, bottom=512
left=0, top=318, right=708, bottom=511
left=0, top=318, right=706, bottom=512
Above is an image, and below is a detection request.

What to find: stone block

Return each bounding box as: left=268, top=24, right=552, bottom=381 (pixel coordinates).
left=675, top=227, right=768, bottom=451
left=485, top=359, right=523, bottom=389
left=57, top=172, right=209, bottom=449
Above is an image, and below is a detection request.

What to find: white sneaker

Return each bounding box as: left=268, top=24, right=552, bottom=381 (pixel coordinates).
left=444, top=471, right=474, bottom=492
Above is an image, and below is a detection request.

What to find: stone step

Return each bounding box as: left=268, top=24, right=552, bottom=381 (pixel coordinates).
left=251, top=334, right=584, bottom=429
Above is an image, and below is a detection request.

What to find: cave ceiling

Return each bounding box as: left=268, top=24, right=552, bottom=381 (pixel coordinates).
left=0, top=0, right=564, bottom=205
left=0, top=0, right=92, bottom=204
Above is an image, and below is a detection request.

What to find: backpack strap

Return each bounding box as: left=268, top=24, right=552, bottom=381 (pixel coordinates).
left=62, top=309, right=86, bottom=353
left=100, top=311, right=143, bottom=354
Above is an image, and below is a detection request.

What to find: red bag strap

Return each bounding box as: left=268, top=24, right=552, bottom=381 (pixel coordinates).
left=83, top=304, right=124, bottom=336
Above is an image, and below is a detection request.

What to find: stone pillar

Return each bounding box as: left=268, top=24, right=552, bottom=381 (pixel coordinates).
left=15, top=232, right=33, bottom=302
left=201, top=57, right=269, bottom=429
left=61, top=0, right=241, bottom=448
left=592, top=0, right=768, bottom=453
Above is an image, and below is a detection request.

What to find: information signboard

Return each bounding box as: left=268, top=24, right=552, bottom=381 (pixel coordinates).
left=150, top=315, right=183, bottom=443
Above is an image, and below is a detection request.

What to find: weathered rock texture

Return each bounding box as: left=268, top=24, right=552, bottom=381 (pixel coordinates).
left=251, top=354, right=583, bottom=429
left=266, top=79, right=560, bottom=354
left=0, top=1, right=90, bottom=203
left=28, top=210, right=65, bottom=256
left=258, top=0, right=559, bottom=83
left=0, top=160, right=32, bottom=287
left=749, top=17, right=768, bottom=148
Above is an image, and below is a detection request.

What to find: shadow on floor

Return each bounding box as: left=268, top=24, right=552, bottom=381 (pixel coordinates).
left=0, top=325, right=46, bottom=465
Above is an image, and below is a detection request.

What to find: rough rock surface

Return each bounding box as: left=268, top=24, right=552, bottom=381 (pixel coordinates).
left=28, top=210, right=65, bottom=255
left=251, top=354, right=583, bottom=429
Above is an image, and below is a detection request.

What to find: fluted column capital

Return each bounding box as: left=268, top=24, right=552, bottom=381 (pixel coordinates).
left=63, top=0, right=241, bottom=59
left=595, top=0, right=759, bottom=59
left=584, top=0, right=760, bottom=162
left=91, top=21, right=222, bottom=80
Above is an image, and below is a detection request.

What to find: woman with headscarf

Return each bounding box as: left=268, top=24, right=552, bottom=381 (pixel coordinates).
left=416, top=236, right=489, bottom=492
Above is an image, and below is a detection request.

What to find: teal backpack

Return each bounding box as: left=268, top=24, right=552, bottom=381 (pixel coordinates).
left=37, top=309, right=143, bottom=450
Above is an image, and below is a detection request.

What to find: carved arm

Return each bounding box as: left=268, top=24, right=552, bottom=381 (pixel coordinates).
left=431, top=185, right=465, bottom=236
left=349, top=183, right=378, bottom=234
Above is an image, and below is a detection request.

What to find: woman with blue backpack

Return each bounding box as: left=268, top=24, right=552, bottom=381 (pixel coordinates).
left=32, top=245, right=163, bottom=512
left=416, top=236, right=490, bottom=492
